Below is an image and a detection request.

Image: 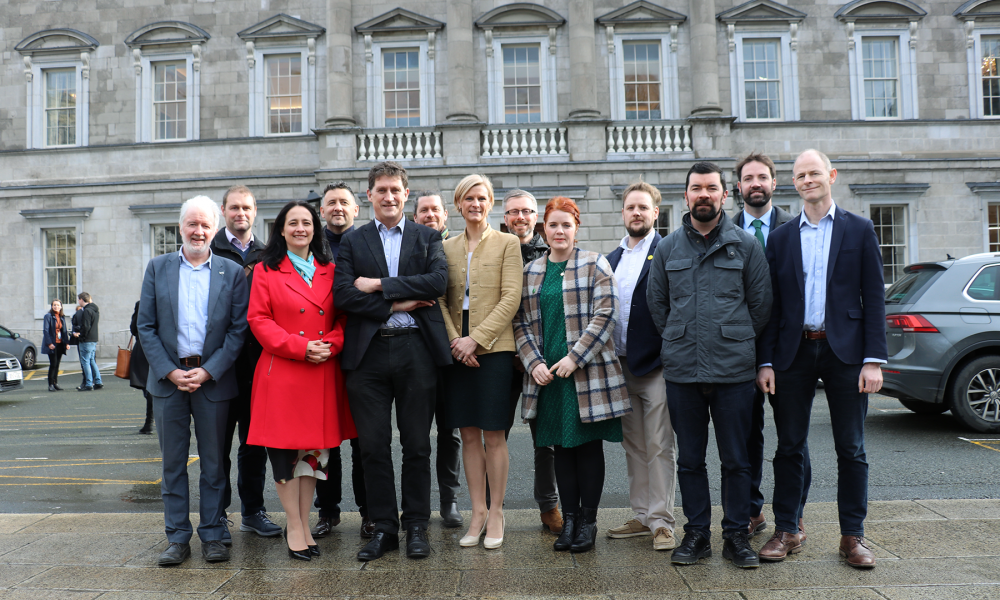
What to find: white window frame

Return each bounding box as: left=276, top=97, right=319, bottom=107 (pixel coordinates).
left=249, top=45, right=316, bottom=137
left=137, top=53, right=198, bottom=143
left=28, top=60, right=88, bottom=149
left=987, top=201, right=1000, bottom=252
left=863, top=200, right=917, bottom=284
left=849, top=29, right=917, bottom=120
left=968, top=27, right=1000, bottom=119
left=23, top=213, right=88, bottom=320
left=609, top=33, right=680, bottom=121
left=487, top=35, right=557, bottom=124
left=731, top=31, right=799, bottom=122
left=365, top=39, right=434, bottom=128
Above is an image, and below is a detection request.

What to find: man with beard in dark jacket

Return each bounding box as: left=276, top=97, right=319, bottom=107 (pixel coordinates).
left=209, top=184, right=281, bottom=543
left=501, top=188, right=562, bottom=534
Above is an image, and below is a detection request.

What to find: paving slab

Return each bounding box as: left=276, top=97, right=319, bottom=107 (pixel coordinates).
left=877, top=584, right=1000, bottom=599
left=0, top=534, right=48, bottom=562
left=18, top=513, right=165, bottom=534
left=0, top=590, right=100, bottom=599
left=458, top=565, right=689, bottom=596
left=742, top=590, right=886, bottom=600
left=866, top=519, right=1000, bottom=559
left=1, top=533, right=163, bottom=566
left=0, top=564, right=49, bottom=589
left=217, top=568, right=461, bottom=597
left=0, top=515, right=50, bottom=535
left=915, top=499, right=1000, bottom=520
left=16, top=565, right=238, bottom=594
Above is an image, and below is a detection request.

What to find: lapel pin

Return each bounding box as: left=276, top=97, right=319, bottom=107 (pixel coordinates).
left=647, top=255, right=653, bottom=260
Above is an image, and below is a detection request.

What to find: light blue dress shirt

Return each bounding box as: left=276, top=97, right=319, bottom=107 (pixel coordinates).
left=377, top=218, right=417, bottom=329
left=742, top=207, right=774, bottom=243
left=177, top=249, right=212, bottom=359
left=800, top=203, right=836, bottom=332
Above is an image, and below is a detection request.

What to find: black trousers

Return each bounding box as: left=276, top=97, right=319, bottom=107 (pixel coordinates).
left=222, top=383, right=268, bottom=518
left=314, top=438, right=368, bottom=519
left=345, top=333, right=436, bottom=533
left=553, top=440, right=606, bottom=513
left=435, top=370, right=462, bottom=504
left=47, top=351, right=62, bottom=385
left=506, top=367, right=559, bottom=512
left=747, top=387, right=810, bottom=520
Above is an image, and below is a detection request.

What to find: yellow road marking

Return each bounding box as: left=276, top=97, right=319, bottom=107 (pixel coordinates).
left=0, top=456, right=199, bottom=486
left=959, top=437, right=1000, bottom=454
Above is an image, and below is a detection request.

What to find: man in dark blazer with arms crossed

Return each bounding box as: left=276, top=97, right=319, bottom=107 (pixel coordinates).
left=756, top=149, right=887, bottom=568
left=731, top=153, right=806, bottom=540
left=334, top=161, right=451, bottom=561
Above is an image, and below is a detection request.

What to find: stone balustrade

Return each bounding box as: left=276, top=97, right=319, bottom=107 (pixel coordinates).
left=356, top=128, right=442, bottom=161
left=480, top=125, right=568, bottom=158
left=606, top=122, right=692, bottom=154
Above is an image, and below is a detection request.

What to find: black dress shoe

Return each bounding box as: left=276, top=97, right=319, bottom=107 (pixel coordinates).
left=360, top=517, right=376, bottom=539
left=440, top=501, right=463, bottom=528
left=76, top=385, right=93, bottom=391
left=138, top=424, right=153, bottom=434
left=722, top=531, right=759, bottom=568
left=157, top=542, right=190, bottom=566
left=553, top=512, right=577, bottom=551
left=570, top=507, right=598, bottom=553
left=49, top=384, right=57, bottom=392
left=405, top=526, right=431, bottom=558
left=308, top=544, right=320, bottom=557
left=311, top=516, right=339, bottom=538
left=357, top=531, right=399, bottom=561
left=53, top=384, right=62, bottom=391
left=201, top=540, right=230, bottom=562
left=671, top=531, right=712, bottom=565
left=93, top=383, right=103, bottom=389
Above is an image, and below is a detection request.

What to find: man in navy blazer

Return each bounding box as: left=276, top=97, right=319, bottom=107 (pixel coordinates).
left=334, top=161, right=451, bottom=562
left=138, top=196, right=249, bottom=567
left=756, top=150, right=887, bottom=568
left=604, top=181, right=677, bottom=552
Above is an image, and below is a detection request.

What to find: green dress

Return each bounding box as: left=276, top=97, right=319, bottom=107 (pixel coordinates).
left=534, top=259, right=623, bottom=449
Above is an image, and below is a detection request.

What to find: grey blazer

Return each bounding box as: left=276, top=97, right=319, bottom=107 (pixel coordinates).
left=137, top=251, right=249, bottom=401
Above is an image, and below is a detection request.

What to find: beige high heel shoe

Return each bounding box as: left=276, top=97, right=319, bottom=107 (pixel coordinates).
left=459, top=513, right=488, bottom=547
left=484, top=515, right=505, bottom=550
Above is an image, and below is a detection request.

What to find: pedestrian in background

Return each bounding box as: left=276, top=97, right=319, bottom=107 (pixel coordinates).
left=128, top=301, right=153, bottom=434
left=41, top=299, right=69, bottom=392
left=74, top=292, right=102, bottom=391
left=514, top=196, right=630, bottom=553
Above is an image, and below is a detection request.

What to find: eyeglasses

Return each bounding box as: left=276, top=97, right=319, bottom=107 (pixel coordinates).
left=504, top=209, right=537, bottom=217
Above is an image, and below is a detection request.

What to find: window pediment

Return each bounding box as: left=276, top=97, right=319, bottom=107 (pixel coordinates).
left=835, top=0, right=927, bottom=23
left=15, top=29, right=99, bottom=57
left=475, top=3, right=565, bottom=31
left=238, top=13, right=326, bottom=42
left=355, top=8, right=444, bottom=35
left=717, top=0, right=806, bottom=25
left=125, top=21, right=210, bottom=49
left=955, top=0, right=1000, bottom=20
left=596, top=1, right=686, bottom=26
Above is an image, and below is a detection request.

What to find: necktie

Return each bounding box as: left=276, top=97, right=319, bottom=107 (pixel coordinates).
left=751, top=219, right=766, bottom=250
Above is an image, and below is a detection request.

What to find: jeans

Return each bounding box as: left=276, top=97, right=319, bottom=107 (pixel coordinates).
left=78, top=342, right=102, bottom=387
left=748, top=386, right=810, bottom=520
left=772, top=339, right=869, bottom=536
left=665, top=379, right=755, bottom=537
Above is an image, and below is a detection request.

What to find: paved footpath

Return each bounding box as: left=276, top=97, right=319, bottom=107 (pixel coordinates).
left=2, top=501, right=999, bottom=598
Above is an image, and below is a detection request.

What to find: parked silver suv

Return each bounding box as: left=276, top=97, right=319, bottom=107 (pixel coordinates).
left=882, top=253, right=1000, bottom=432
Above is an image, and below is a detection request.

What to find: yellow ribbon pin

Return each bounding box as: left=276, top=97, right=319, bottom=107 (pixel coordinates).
left=647, top=255, right=653, bottom=260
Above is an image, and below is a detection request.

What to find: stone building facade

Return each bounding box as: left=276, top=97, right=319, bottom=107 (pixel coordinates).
left=1, top=0, right=999, bottom=356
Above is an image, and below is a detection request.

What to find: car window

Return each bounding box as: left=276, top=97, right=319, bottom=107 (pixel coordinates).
left=885, top=270, right=941, bottom=304
left=0, top=327, right=12, bottom=339
left=967, top=265, right=1000, bottom=301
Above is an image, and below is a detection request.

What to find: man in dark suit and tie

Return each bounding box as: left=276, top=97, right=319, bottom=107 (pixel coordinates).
left=604, top=181, right=677, bottom=552
left=756, top=149, right=887, bottom=568
left=730, top=153, right=805, bottom=539
left=334, top=161, right=451, bottom=561
left=138, top=195, right=249, bottom=566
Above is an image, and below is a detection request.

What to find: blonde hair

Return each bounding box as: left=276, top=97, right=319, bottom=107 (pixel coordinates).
left=452, top=174, right=495, bottom=212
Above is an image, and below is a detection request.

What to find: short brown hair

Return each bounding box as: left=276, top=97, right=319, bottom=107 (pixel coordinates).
left=368, top=161, right=408, bottom=191
left=735, top=152, right=776, bottom=181
left=621, top=181, right=661, bottom=207
left=77, top=292, right=91, bottom=302
left=222, top=185, right=255, bottom=208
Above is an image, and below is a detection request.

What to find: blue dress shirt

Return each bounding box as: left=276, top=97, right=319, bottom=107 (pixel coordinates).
left=177, top=249, right=212, bottom=359
left=377, top=218, right=417, bottom=329
left=742, top=207, right=774, bottom=243
left=799, top=203, right=836, bottom=332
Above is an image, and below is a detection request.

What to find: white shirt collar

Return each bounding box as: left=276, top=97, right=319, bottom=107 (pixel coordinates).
left=799, top=201, right=837, bottom=228
left=377, top=216, right=406, bottom=233
left=743, top=206, right=773, bottom=228
left=225, top=227, right=254, bottom=250
left=618, top=227, right=656, bottom=252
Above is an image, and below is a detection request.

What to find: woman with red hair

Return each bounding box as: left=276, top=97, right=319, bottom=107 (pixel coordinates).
left=513, top=197, right=631, bottom=553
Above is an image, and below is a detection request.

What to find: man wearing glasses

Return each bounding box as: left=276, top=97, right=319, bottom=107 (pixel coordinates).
left=501, top=189, right=562, bottom=535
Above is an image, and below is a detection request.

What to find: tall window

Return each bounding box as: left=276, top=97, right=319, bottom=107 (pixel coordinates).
left=502, top=45, right=541, bottom=124
left=988, top=203, right=1000, bottom=252
left=153, top=62, right=187, bottom=141
left=266, top=55, right=302, bottom=135
left=862, top=38, right=899, bottom=119
left=44, top=229, right=76, bottom=305
left=44, top=69, right=76, bottom=147
left=382, top=50, right=420, bottom=127
left=984, top=36, right=1000, bottom=117
left=152, top=224, right=183, bottom=257
left=623, top=42, right=662, bottom=120
left=871, top=205, right=907, bottom=284
left=655, top=209, right=671, bottom=237
left=743, top=39, right=781, bottom=120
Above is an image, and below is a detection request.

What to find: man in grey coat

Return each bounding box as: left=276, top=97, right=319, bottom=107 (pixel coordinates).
left=138, top=195, right=249, bottom=567
left=647, top=162, right=772, bottom=569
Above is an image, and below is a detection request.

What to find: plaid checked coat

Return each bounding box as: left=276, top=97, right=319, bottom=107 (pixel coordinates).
left=514, top=247, right=631, bottom=423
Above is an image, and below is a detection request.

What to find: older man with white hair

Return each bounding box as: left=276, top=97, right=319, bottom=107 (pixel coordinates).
left=137, top=195, right=250, bottom=567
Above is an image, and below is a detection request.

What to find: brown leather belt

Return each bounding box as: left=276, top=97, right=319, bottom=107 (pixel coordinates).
left=179, top=356, right=201, bottom=368
left=803, top=330, right=827, bottom=340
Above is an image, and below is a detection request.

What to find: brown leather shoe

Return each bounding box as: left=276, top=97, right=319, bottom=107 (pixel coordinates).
left=747, top=512, right=766, bottom=538
left=798, top=518, right=806, bottom=534
left=360, top=517, right=376, bottom=539
left=758, top=531, right=805, bottom=562
left=840, top=535, right=876, bottom=568
left=540, top=507, right=563, bottom=534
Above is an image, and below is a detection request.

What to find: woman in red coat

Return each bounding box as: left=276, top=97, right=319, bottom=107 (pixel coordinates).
left=247, top=200, right=357, bottom=561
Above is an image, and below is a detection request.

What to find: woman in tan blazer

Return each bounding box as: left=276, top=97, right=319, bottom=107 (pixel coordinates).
left=439, top=173, right=523, bottom=549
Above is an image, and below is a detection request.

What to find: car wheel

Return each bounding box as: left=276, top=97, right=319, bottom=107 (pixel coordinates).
left=21, top=348, right=36, bottom=370
left=898, top=398, right=948, bottom=415
left=950, top=356, right=1000, bottom=433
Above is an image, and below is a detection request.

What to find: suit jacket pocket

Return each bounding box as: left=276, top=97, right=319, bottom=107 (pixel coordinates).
left=848, top=309, right=863, bottom=319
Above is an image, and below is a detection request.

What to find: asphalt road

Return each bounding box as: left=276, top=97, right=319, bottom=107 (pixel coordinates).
left=1, top=369, right=998, bottom=515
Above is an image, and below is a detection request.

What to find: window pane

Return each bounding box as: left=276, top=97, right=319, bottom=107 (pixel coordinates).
left=266, top=55, right=303, bottom=134
left=984, top=36, right=1000, bottom=116
left=622, top=42, right=662, bottom=121
left=862, top=38, right=900, bottom=118
left=44, top=69, right=76, bottom=146
left=655, top=210, right=671, bottom=237
left=742, top=40, right=781, bottom=120
left=153, top=62, right=187, bottom=141
left=44, top=228, right=77, bottom=305
left=502, top=44, right=542, bottom=124
left=382, top=50, right=420, bottom=127
left=871, top=205, right=907, bottom=284
left=968, top=266, right=1000, bottom=301
left=152, top=224, right=183, bottom=257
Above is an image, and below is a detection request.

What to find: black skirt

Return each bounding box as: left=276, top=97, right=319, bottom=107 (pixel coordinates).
left=442, top=311, right=513, bottom=431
